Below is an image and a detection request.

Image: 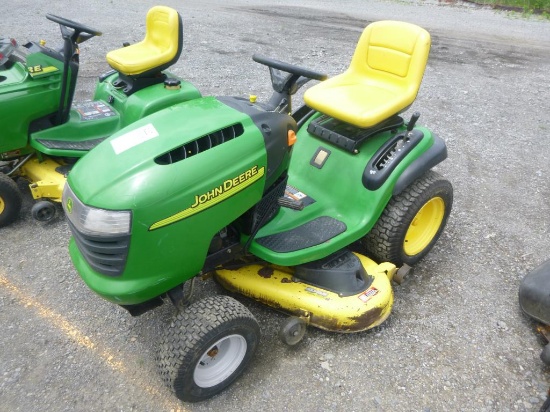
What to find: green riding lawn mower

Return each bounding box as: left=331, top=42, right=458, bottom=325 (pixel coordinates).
left=42, top=8, right=451, bottom=403
left=0, top=6, right=202, bottom=226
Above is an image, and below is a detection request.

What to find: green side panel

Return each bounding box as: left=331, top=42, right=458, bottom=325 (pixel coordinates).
left=249, top=117, right=436, bottom=266
left=0, top=55, right=63, bottom=153
left=25, top=52, right=63, bottom=79
left=68, top=97, right=268, bottom=304
left=28, top=71, right=201, bottom=157
left=93, top=71, right=202, bottom=127
left=30, top=103, right=121, bottom=157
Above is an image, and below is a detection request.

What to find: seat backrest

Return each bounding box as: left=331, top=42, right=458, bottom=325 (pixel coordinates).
left=144, top=6, right=181, bottom=65
left=106, top=6, right=182, bottom=77
left=303, top=21, right=431, bottom=128
left=349, top=20, right=430, bottom=96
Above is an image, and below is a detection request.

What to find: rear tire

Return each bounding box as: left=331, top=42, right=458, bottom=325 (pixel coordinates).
left=157, top=295, right=260, bottom=402
left=363, top=170, right=453, bottom=266
left=0, top=173, right=22, bottom=228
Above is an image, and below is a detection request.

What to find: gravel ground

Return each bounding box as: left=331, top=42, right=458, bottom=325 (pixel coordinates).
left=1, top=1, right=550, bottom=411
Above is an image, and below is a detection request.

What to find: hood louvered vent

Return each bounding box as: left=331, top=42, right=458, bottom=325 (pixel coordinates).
left=155, top=123, right=245, bottom=165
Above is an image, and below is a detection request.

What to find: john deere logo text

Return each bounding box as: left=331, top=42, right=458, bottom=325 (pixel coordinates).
left=191, top=166, right=261, bottom=208
left=149, top=165, right=265, bottom=231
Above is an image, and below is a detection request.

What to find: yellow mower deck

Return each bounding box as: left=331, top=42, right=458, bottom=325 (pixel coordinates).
left=215, top=253, right=396, bottom=333
left=20, top=156, right=66, bottom=202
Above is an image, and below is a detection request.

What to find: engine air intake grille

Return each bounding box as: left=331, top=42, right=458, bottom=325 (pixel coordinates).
left=66, top=219, right=130, bottom=277
left=155, top=123, right=244, bottom=165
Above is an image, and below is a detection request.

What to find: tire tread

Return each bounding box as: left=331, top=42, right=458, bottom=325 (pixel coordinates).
left=157, top=295, right=260, bottom=402
left=363, top=170, right=452, bottom=266
left=0, top=173, right=23, bottom=228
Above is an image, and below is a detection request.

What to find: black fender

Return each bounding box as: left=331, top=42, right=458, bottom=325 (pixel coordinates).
left=218, top=96, right=296, bottom=189
left=391, top=134, right=448, bottom=195
left=363, top=128, right=424, bottom=191
left=519, top=259, right=550, bottom=325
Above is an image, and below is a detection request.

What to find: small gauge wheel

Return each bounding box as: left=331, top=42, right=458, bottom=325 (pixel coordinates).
left=393, top=264, right=413, bottom=285
left=278, top=316, right=307, bottom=346
left=31, top=200, right=56, bottom=222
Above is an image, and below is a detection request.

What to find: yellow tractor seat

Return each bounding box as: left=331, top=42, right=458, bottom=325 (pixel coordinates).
left=304, top=21, right=431, bottom=129
left=106, top=6, right=182, bottom=78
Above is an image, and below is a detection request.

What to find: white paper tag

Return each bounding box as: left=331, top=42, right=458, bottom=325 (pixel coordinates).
left=111, top=123, right=159, bottom=155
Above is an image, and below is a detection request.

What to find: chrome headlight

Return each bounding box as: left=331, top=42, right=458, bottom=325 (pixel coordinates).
left=62, top=183, right=131, bottom=237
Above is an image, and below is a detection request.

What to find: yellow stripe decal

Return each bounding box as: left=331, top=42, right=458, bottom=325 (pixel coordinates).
left=149, top=165, right=265, bottom=231
left=28, top=65, right=59, bottom=77
left=40, top=66, right=59, bottom=74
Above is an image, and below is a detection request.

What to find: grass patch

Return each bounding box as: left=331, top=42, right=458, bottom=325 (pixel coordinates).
left=467, top=0, right=550, bottom=15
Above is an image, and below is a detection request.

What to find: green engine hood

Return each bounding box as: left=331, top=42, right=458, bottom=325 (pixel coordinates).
left=66, top=96, right=271, bottom=304
left=68, top=96, right=262, bottom=211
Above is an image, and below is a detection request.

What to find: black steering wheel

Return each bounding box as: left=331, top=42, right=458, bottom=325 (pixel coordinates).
left=253, top=54, right=327, bottom=81
left=46, top=14, right=102, bottom=43
left=253, top=54, right=327, bottom=98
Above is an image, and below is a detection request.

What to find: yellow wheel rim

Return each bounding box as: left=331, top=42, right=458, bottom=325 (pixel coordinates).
left=403, top=197, right=445, bottom=256
left=0, top=195, right=5, bottom=215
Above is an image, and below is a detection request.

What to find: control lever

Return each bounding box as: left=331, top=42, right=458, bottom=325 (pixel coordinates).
left=407, top=112, right=421, bottom=132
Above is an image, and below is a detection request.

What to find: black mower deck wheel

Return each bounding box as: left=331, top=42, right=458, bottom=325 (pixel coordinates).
left=0, top=173, right=22, bottom=228
left=157, top=295, right=260, bottom=402
left=31, top=200, right=57, bottom=222
left=279, top=316, right=307, bottom=346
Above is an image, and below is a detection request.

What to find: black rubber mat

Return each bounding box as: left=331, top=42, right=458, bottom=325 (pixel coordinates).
left=36, top=137, right=106, bottom=151
left=255, top=216, right=346, bottom=253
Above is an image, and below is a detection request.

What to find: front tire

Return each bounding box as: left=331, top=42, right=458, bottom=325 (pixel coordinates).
left=363, top=170, right=453, bottom=266
left=157, top=295, right=260, bottom=402
left=0, top=173, right=23, bottom=228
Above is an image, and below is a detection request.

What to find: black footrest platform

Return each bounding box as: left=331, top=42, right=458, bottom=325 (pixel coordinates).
left=255, top=216, right=346, bottom=253
left=307, top=114, right=403, bottom=153
left=36, top=137, right=107, bottom=151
